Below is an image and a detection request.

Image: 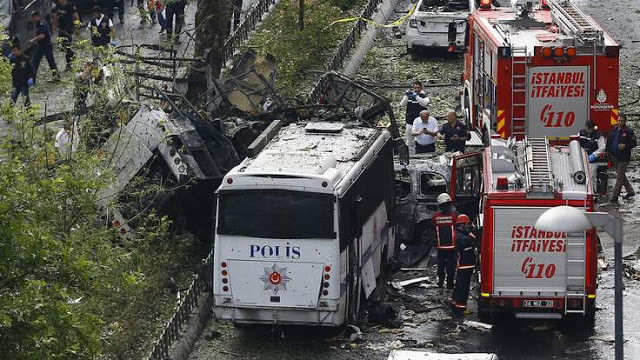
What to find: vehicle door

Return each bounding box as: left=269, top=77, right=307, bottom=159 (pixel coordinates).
left=450, top=151, right=482, bottom=222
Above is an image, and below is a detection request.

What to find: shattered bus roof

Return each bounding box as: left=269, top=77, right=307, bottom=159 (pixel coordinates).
left=227, top=122, right=389, bottom=192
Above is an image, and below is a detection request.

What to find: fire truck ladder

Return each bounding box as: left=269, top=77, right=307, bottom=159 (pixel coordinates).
left=546, top=0, right=603, bottom=43
left=565, top=232, right=587, bottom=315
left=524, top=138, right=553, bottom=194
left=511, top=46, right=528, bottom=139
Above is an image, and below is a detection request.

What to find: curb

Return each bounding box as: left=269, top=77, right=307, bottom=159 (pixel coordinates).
left=167, top=292, right=213, bottom=360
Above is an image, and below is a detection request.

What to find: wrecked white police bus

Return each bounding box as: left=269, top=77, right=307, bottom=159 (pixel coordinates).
left=212, top=119, right=398, bottom=326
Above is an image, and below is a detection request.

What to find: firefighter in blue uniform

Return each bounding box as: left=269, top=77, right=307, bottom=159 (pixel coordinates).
left=28, top=11, right=60, bottom=83
left=432, top=193, right=458, bottom=289
left=451, top=213, right=476, bottom=314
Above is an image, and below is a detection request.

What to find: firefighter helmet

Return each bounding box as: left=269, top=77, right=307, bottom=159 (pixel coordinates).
left=456, top=214, right=471, bottom=224
left=437, top=193, right=452, bottom=205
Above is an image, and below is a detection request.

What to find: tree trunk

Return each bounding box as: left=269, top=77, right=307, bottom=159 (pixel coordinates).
left=195, top=0, right=233, bottom=79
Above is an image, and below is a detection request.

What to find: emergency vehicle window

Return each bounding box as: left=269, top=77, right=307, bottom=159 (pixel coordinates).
left=483, top=44, right=492, bottom=76
left=456, top=166, right=480, bottom=195
left=420, top=172, right=447, bottom=196
left=484, top=78, right=495, bottom=121
left=217, top=190, right=335, bottom=239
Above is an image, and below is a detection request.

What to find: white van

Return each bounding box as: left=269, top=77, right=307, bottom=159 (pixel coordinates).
left=405, top=0, right=474, bottom=54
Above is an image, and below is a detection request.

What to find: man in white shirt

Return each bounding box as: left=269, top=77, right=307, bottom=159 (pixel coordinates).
left=55, top=120, right=78, bottom=157
left=411, top=110, right=439, bottom=153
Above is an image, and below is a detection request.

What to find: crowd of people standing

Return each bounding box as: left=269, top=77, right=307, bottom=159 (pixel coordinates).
left=400, top=80, right=471, bottom=155
left=7, top=0, right=188, bottom=106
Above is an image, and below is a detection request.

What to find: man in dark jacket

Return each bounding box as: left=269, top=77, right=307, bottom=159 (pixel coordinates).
left=28, top=11, right=59, bottom=83
left=432, top=193, right=458, bottom=289
left=9, top=44, right=34, bottom=106
left=607, top=114, right=637, bottom=203
left=52, top=0, right=80, bottom=71
left=438, top=110, right=471, bottom=153
left=451, top=214, right=477, bottom=315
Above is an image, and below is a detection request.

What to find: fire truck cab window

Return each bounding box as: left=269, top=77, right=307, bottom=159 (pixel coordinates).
left=457, top=167, right=479, bottom=195
left=420, top=172, right=447, bottom=196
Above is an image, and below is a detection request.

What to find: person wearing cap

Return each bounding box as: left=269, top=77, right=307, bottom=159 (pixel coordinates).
left=52, top=0, right=80, bottom=71
left=28, top=11, right=60, bottom=83
left=8, top=43, right=34, bottom=106
left=90, top=6, right=116, bottom=48
left=451, top=214, right=477, bottom=315
left=432, top=193, right=458, bottom=289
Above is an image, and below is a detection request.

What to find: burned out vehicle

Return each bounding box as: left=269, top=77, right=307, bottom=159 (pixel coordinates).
left=98, top=103, right=241, bottom=240
left=395, top=153, right=451, bottom=245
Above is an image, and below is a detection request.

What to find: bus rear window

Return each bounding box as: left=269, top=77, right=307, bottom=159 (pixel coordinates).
left=217, top=190, right=335, bottom=239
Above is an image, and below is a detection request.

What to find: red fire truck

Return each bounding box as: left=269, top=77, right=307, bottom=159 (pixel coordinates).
left=460, top=0, right=619, bottom=141
left=450, top=137, right=597, bottom=321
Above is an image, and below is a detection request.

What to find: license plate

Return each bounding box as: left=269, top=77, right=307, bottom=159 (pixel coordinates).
left=523, top=300, right=554, bottom=308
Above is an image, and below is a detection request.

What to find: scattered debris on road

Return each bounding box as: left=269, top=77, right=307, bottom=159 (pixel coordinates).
left=463, top=320, right=493, bottom=331
left=343, top=324, right=363, bottom=344
left=623, top=261, right=640, bottom=280
left=368, top=301, right=402, bottom=328
left=598, top=258, right=609, bottom=270
left=390, top=276, right=431, bottom=291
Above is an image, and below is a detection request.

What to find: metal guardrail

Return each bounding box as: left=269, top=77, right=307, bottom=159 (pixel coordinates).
left=222, top=0, right=278, bottom=63
left=145, top=249, right=213, bottom=360
left=307, top=0, right=383, bottom=103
